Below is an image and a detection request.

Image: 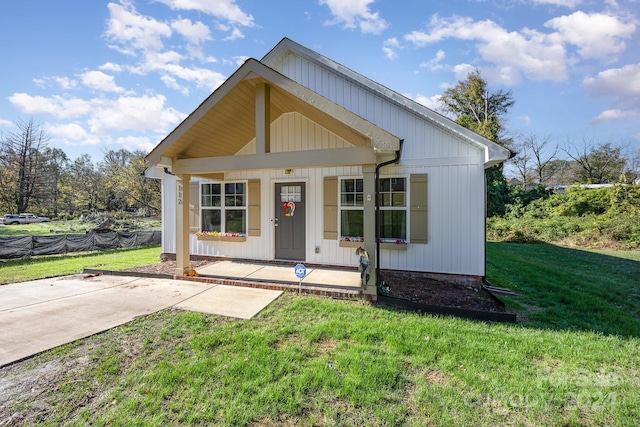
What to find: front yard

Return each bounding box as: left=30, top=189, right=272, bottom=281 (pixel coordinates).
left=1, top=243, right=638, bottom=425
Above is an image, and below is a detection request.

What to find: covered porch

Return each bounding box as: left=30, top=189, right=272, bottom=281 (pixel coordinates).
left=146, top=58, right=400, bottom=298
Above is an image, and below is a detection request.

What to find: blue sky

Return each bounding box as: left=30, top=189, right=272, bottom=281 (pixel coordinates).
left=1, top=0, right=638, bottom=164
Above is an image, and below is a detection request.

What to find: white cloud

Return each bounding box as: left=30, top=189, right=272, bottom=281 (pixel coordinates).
left=155, top=0, right=254, bottom=27
left=88, top=94, right=184, bottom=135
left=223, top=27, right=245, bottom=41
left=105, top=1, right=172, bottom=54
left=99, top=62, right=123, bottom=73
left=545, top=11, right=635, bottom=61
left=171, top=18, right=211, bottom=45
left=420, top=50, right=446, bottom=71
left=404, top=15, right=568, bottom=83
left=320, top=0, right=389, bottom=34
left=9, top=93, right=92, bottom=119
left=46, top=122, right=101, bottom=146
left=54, top=77, right=78, bottom=90
left=80, top=70, right=124, bottom=93
left=452, top=63, right=477, bottom=82
left=0, top=118, right=13, bottom=127
left=382, top=37, right=401, bottom=60
left=9, top=92, right=185, bottom=138
left=583, top=63, right=640, bottom=123
left=115, top=135, right=156, bottom=153
left=407, top=93, right=442, bottom=110
left=591, top=109, right=639, bottom=124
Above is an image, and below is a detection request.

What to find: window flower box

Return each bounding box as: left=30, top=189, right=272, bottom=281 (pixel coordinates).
left=195, top=231, right=246, bottom=242
left=339, top=237, right=407, bottom=250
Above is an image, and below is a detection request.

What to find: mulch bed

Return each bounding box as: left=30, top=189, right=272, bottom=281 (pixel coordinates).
left=379, top=271, right=505, bottom=313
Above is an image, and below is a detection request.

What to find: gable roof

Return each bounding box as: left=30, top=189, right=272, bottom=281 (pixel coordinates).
left=261, top=38, right=511, bottom=167
left=146, top=57, right=400, bottom=167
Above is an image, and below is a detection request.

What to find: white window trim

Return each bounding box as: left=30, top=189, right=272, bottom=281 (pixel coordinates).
left=378, top=175, right=409, bottom=243
left=200, top=180, right=248, bottom=235
left=338, top=176, right=365, bottom=242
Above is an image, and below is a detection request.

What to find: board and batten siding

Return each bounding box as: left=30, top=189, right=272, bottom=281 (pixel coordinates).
left=161, top=53, right=489, bottom=276
left=163, top=161, right=486, bottom=276
left=266, top=51, right=488, bottom=276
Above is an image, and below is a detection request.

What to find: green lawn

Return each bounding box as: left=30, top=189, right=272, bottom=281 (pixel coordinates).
left=1, top=243, right=639, bottom=426
left=486, top=242, right=640, bottom=337
left=0, top=246, right=161, bottom=284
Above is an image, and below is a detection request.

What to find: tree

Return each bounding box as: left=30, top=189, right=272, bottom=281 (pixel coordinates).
left=440, top=70, right=516, bottom=216
left=37, top=148, right=69, bottom=217
left=510, top=134, right=559, bottom=187
left=563, top=140, right=626, bottom=184
left=440, top=69, right=515, bottom=146
left=511, top=139, right=534, bottom=188
left=66, top=154, right=101, bottom=213
left=99, top=149, right=132, bottom=211
left=0, top=119, right=49, bottom=213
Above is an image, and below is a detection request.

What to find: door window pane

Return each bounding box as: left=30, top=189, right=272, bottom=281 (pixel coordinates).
left=280, top=185, right=301, bottom=202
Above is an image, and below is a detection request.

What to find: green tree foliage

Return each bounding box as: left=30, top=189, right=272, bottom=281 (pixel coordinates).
left=564, top=141, right=626, bottom=184
left=440, top=69, right=514, bottom=145
left=487, top=185, right=640, bottom=248
left=0, top=119, right=160, bottom=217
left=440, top=70, right=516, bottom=216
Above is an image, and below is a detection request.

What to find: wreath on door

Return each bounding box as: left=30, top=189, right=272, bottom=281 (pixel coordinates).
left=283, top=201, right=295, bottom=217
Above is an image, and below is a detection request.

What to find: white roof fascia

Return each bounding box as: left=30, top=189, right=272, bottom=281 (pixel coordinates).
left=146, top=58, right=400, bottom=168
left=263, top=38, right=511, bottom=167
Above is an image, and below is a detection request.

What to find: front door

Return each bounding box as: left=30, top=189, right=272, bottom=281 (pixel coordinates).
left=275, top=182, right=306, bottom=261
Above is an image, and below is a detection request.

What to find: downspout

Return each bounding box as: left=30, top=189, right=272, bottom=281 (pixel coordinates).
left=375, top=139, right=404, bottom=287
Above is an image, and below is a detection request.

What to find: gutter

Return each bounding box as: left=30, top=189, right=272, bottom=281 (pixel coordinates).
left=375, top=139, right=404, bottom=287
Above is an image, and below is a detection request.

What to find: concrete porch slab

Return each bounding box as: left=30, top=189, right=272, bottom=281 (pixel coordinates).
left=195, top=261, right=362, bottom=289
left=196, top=260, right=265, bottom=278
left=302, top=268, right=362, bottom=288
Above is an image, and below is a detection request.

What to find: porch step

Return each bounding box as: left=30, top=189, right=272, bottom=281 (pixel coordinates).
left=178, top=274, right=371, bottom=300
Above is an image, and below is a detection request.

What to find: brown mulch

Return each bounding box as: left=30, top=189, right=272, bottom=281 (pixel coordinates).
left=123, top=261, right=505, bottom=312
left=379, top=272, right=505, bottom=312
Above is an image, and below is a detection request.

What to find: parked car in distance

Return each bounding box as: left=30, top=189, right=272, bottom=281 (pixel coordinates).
left=0, top=213, right=51, bottom=225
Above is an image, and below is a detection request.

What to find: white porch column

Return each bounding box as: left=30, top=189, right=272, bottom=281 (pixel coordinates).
left=175, top=173, right=191, bottom=277
left=362, top=164, right=377, bottom=296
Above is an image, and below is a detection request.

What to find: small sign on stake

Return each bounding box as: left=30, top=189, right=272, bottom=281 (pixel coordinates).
left=294, top=263, right=306, bottom=294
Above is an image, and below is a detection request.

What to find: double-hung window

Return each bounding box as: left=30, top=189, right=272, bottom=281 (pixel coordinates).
left=379, top=177, right=407, bottom=241
left=201, top=182, right=246, bottom=234
left=340, top=178, right=364, bottom=240
left=338, top=177, right=407, bottom=242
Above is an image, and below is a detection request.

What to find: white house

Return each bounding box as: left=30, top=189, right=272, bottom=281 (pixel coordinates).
left=145, top=38, right=511, bottom=298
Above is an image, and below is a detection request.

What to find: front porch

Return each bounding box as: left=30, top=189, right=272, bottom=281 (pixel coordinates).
left=177, top=259, right=371, bottom=300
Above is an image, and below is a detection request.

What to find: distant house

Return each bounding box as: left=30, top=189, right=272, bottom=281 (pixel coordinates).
left=145, top=38, right=511, bottom=299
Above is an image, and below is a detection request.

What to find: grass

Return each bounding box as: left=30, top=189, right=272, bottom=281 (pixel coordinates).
left=486, top=242, right=640, bottom=337
left=1, top=243, right=639, bottom=425
left=4, top=295, right=638, bottom=426
left=0, top=246, right=161, bottom=284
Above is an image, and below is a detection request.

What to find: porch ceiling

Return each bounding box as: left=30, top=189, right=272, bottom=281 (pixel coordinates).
left=146, top=59, right=400, bottom=167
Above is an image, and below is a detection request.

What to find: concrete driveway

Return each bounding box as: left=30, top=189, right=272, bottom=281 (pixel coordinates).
left=0, top=274, right=282, bottom=367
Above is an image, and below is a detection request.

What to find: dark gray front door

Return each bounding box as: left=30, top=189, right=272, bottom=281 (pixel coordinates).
left=275, top=182, right=305, bottom=261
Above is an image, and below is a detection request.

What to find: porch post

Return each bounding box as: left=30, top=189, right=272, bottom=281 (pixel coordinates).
left=362, top=164, right=377, bottom=297
left=175, top=173, right=191, bottom=277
